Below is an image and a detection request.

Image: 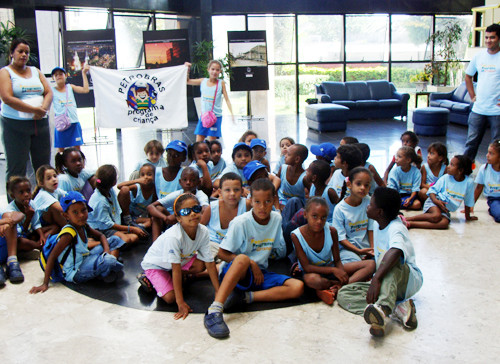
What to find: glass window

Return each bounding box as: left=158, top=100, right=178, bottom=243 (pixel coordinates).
left=298, top=15, right=343, bottom=62
left=391, top=62, right=428, bottom=94
left=434, top=15, right=473, bottom=61
left=36, top=10, right=61, bottom=74
left=346, top=63, right=388, bottom=81
left=391, top=15, right=432, bottom=61
left=270, top=64, right=296, bottom=114
left=346, top=14, right=389, bottom=62
left=248, top=15, right=296, bottom=63
left=65, top=8, right=109, bottom=31
left=299, top=64, right=342, bottom=103
left=0, top=8, right=14, bottom=24
left=113, top=13, right=152, bottom=69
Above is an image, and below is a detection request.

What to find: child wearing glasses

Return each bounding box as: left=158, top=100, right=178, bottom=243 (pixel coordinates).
left=140, top=192, right=219, bottom=320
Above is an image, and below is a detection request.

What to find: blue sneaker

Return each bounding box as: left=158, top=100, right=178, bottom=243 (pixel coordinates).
left=204, top=312, right=230, bottom=339
left=6, top=261, right=24, bottom=283
left=223, top=289, right=246, bottom=312
left=0, top=265, right=6, bottom=285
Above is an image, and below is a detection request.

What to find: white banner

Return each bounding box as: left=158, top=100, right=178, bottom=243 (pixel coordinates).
left=90, top=65, right=187, bottom=129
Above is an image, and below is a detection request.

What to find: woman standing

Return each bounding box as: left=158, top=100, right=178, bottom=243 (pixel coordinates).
left=0, top=39, right=53, bottom=188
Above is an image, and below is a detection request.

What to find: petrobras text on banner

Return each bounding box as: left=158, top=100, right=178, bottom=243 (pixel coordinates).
left=90, top=65, right=187, bottom=129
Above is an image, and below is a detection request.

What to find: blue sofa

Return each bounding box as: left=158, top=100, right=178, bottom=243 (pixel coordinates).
left=315, top=80, right=410, bottom=120
left=429, top=81, right=476, bottom=126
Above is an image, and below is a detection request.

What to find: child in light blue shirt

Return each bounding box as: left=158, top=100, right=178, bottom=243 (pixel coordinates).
left=474, top=140, right=500, bottom=222
left=131, top=140, right=167, bottom=179
left=208, top=140, right=226, bottom=182
left=387, top=146, right=422, bottom=210
left=155, top=140, right=187, bottom=199
left=55, top=148, right=96, bottom=199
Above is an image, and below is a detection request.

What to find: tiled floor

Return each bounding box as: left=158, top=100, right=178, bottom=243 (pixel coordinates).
left=1, top=112, right=498, bottom=363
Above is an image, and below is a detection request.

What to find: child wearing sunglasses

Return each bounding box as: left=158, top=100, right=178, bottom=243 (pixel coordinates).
left=140, top=193, right=219, bottom=320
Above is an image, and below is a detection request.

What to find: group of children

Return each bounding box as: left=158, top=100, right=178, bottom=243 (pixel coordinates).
left=1, top=126, right=499, bottom=340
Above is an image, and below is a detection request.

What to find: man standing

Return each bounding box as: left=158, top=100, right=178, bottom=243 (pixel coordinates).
left=463, top=23, right=500, bottom=162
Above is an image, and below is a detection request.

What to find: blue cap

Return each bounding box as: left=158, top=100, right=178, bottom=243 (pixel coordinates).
left=59, top=191, right=93, bottom=213
left=233, top=142, right=252, bottom=152
left=166, top=140, right=187, bottom=154
left=243, top=160, right=267, bottom=181
left=250, top=138, right=267, bottom=149
left=51, top=67, right=66, bottom=76
left=311, top=143, right=337, bottom=160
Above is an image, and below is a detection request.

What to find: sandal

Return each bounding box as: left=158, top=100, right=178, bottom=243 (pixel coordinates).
left=137, top=272, right=154, bottom=293
left=398, top=213, right=410, bottom=229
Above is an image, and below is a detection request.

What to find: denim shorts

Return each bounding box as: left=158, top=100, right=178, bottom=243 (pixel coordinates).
left=220, top=260, right=291, bottom=291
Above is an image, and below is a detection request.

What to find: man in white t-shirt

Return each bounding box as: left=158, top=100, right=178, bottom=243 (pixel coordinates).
left=463, top=23, right=500, bottom=161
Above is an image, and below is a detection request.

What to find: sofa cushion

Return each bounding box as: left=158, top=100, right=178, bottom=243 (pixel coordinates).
left=355, top=100, right=379, bottom=108
left=315, top=84, right=324, bottom=94
left=346, top=82, right=370, bottom=101
left=378, top=99, right=402, bottom=107
left=321, top=82, right=348, bottom=101
left=332, top=100, right=356, bottom=109
left=367, top=80, right=392, bottom=100
left=435, top=100, right=455, bottom=109
left=451, top=102, right=471, bottom=113
left=451, top=83, right=468, bottom=102
left=429, top=100, right=442, bottom=107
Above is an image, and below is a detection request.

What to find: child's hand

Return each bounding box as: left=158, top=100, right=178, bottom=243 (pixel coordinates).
left=196, top=159, right=207, bottom=168
left=174, top=302, right=192, bottom=320
left=242, top=187, right=250, bottom=198
left=366, top=277, right=381, bottom=304
left=359, top=248, right=374, bottom=258
left=435, top=200, right=448, bottom=213
left=402, top=199, right=411, bottom=208
left=250, top=262, right=264, bottom=286
left=131, top=226, right=148, bottom=238
left=30, top=284, right=49, bottom=294
left=82, top=64, right=90, bottom=74
left=331, top=267, right=349, bottom=285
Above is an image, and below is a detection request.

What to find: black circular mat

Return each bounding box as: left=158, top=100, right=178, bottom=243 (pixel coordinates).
left=64, top=240, right=318, bottom=313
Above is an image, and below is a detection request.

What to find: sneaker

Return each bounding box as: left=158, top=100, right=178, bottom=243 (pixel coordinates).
left=223, top=289, right=246, bottom=311
left=393, top=299, right=418, bottom=330
left=204, top=312, right=230, bottom=339
left=6, top=261, right=24, bottom=283
left=0, top=265, right=6, bottom=285
left=364, top=304, right=386, bottom=337
left=316, top=289, right=334, bottom=305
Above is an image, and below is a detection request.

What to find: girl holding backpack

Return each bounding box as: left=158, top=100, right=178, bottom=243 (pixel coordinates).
left=51, top=64, right=90, bottom=152
left=185, top=60, right=234, bottom=142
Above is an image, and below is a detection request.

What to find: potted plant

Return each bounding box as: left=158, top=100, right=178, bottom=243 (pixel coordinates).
left=426, top=20, right=463, bottom=87
left=410, top=64, right=432, bottom=92
left=0, top=21, right=36, bottom=67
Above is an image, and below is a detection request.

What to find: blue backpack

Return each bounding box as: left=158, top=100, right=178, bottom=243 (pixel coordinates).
left=39, top=226, right=77, bottom=282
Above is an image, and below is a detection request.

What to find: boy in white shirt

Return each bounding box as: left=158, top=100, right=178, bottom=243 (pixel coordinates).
left=204, top=179, right=304, bottom=339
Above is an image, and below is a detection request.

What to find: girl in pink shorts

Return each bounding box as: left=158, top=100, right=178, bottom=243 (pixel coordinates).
left=140, top=193, right=219, bottom=320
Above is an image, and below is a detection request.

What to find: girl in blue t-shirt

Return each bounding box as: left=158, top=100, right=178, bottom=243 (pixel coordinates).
left=55, top=147, right=96, bottom=199
left=291, top=197, right=375, bottom=305
left=186, top=60, right=234, bottom=142
left=208, top=140, right=226, bottom=182
left=32, top=165, right=67, bottom=230
left=387, top=146, right=423, bottom=210
left=188, top=140, right=213, bottom=196
left=332, top=167, right=375, bottom=264
left=406, top=155, right=477, bottom=229
left=419, top=142, right=448, bottom=202
left=474, top=140, right=500, bottom=223
left=329, top=144, right=365, bottom=201
left=88, top=165, right=147, bottom=245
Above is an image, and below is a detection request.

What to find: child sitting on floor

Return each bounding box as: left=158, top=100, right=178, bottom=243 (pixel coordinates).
left=474, top=140, right=500, bottom=223
left=356, top=142, right=385, bottom=194
left=306, top=160, right=339, bottom=223
left=0, top=210, right=25, bottom=284
left=117, top=163, right=156, bottom=230
left=250, top=138, right=271, bottom=172
left=55, top=148, right=96, bottom=198
left=30, top=191, right=125, bottom=294
left=147, top=167, right=210, bottom=241
left=406, top=155, right=477, bottom=229
left=208, top=140, right=226, bottom=182
left=141, top=193, right=219, bottom=320
left=337, top=187, right=423, bottom=337
left=155, top=140, right=187, bottom=200
left=311, top=142, right=337, bottom=179
left=188, top=140, right=213, bottom=196
left=204, top=179, right=304, bottom=339
left=419, top=142, right=448, bottom=202
left=273, top=136, right=295, bottom=175
left=291, top=197, right=375, bottom=305
left=277, top=144, right=310, bottom=209
left=387, top=146, right=422, bottom=210
left=131, top=139, right=167, bottom=179
left=32, top=165, right=67, bottom=230
left=384, top=131, right=422, bottom=183
left=214, top=142, right=253, bottom=196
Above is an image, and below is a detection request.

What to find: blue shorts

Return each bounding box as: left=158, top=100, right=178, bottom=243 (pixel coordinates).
left=0, top=237, right=7, bottom=264
left=400, top=193, right=416, bottom=208
left=54, top=122, right=84, bottom=148
left=220, top=260, right=291, bottom=291
left=194, top=116, right=222, bottom=138
left=423, top=198, right=451, bottom=221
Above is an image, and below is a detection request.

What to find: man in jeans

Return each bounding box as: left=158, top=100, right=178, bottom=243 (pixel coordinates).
left=463, top=23, right=500, bottom=162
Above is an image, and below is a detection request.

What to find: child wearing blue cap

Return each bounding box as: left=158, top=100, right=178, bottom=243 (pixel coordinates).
left=155, top=140, right=187, bottom=200
left=51, top=64, right=90, bottom=152
left=250, top=138, right=271, bottom=172
left=30, top=191, right=125, bottom=294
left=311, top=142, right=337, bottom=179
left=214, top=143, right=253, bottom=197
left=243, top=160, right=281, bottom=204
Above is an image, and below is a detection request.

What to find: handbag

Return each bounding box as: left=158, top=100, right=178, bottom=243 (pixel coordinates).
left=201, top=80, right=219, bottom=128
left=54, top=86, right=71, bottom=132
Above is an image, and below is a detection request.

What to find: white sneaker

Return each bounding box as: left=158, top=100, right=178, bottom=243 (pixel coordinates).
left=364, top=304, right=386, bottom=337
left=393, top=299, right=418, bottom=330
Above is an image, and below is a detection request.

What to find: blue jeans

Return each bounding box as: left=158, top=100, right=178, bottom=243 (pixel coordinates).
left=487, top=197, right=500, bottom=223
left=463, top=112, right=500, bottom=161
left=72, top=245, right=124, bottom=283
